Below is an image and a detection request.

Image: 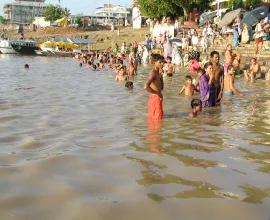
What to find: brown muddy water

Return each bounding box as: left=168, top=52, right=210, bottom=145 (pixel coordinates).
left=0, top=55, right=270, bottom=220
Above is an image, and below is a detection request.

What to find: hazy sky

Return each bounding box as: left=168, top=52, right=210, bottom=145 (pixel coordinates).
left=0, top=0, right=132, bottom=15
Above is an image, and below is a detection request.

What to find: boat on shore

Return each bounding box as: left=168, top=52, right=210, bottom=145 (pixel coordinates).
left=0, top=39, right=17, bottom=54
left=34, top=49, right=72, bottom=57
left=10, top=40, right=40, bottom=55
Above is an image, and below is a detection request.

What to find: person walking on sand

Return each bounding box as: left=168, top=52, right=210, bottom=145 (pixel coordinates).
left=144, top=55, right=165, bottom=120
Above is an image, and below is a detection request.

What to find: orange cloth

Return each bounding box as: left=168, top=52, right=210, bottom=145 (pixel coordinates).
left=148, top=94, right=164, bottom=120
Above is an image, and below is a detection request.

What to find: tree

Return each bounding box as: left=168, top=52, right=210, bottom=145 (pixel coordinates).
left=135, top=0, right=199, bottom=21
left=62, top=8, right=71, bottom=18
left=228, top=0, right=244, bottom=10
left=0, top=16, right=3, bottom=24
left=44, top=4, right=64, bottom=21
left=244, top=0, right=262, bottom=9
left=75, top=17, right=83, bottom=28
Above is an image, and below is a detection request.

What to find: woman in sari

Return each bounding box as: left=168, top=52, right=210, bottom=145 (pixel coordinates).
left=241, top=23, right=249, bottom=44
left=199, top=62, right=217, bottom=107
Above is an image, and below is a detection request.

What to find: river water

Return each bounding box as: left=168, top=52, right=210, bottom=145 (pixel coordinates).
left=0, top=55, right=270, bottom=220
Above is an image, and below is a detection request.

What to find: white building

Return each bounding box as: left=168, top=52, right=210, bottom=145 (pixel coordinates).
left=33, top=16, right=51, bottom=27
left=3, top=0, right=47, bottom=24
left=95, top=4, right=130, bottom=19
left=132, top=7, right=142, bottom=29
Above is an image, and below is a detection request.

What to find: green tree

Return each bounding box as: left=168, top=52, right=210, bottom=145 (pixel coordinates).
left=62, top=7, right=71, bottom=18
left=75, top=17, right=83, bottom=27
left=228, top=0, right=244, bottom=10
left=0, top=16, right=3, bottom=24
left=44, top=4, right=64, bottom=21
left=135, top=0, right=199, bottom=21
left=244, top=0, right=262, bottom=9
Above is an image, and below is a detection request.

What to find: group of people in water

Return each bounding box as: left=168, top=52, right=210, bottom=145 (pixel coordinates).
left=71, top=38, right=263, bottom=120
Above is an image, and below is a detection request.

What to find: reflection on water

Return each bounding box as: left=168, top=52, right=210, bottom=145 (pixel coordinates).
left=0, top=55, right=270, bottom=219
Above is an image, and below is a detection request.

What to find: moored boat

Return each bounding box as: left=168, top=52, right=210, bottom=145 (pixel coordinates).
left=0, top=39, right=17, bottom=54
left=10, top=40, right=40, bottom=55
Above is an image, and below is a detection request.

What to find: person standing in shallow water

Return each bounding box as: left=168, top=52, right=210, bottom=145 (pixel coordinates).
left=210, top=51, right=224, bottom=102
left=199, top=62, right=217, bottom=107
left=144, top=55, right=165, bottom=120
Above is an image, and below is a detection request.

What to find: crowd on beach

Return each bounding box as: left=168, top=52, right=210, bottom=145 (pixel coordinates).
left=65, top=15, right=270, bottom=120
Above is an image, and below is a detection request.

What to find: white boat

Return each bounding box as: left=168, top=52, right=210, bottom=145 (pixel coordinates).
left=0, top=39, right=17, bottom=54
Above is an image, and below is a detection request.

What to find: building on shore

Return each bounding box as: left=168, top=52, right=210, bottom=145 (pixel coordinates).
left=3, top=0, right=47, bottom=24
left=95, top=4, right=130, bottom=20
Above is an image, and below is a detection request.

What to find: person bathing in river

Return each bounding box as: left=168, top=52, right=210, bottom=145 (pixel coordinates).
left=232, top=54, right=241, bottom=75
left=199, top=62, right=217, bottom=107
left=224, top=44, right=233, bottom=75
left=190, top=99, right=202, bottom=117
left=244, top=58, right=261, bottom=81
left=115, top=66, right=128, bottom=82
left=210, top=51, right=224, bottom=102
left=224, top=66, right=245, bottom=97
left=163, top=56, right=175, bottom=77
left=144, top=55, right=165, bottom=120
left=179, top=75, right=199, bottom=96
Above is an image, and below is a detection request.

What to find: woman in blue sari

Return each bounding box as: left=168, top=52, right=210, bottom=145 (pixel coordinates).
left=233, top=26, right=239, bottom=47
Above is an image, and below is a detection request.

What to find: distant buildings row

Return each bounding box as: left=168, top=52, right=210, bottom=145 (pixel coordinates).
left=2, top=1, right=131, bottom=25
left=2, top=0, right=269, bottom=27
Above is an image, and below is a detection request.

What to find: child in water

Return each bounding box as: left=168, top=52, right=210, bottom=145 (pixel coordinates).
left=179, top=75, right=199, bottom=96
left=190, top=99, right=202, bottom=117
left=24, top=64, right=29, bottom=69
left=125, top=81, right=134, bottom=89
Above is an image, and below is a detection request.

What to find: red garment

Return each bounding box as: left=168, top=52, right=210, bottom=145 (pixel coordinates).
left=189, top=59, right=200, bottom=74
left=148, top=94, right=164, bottom=120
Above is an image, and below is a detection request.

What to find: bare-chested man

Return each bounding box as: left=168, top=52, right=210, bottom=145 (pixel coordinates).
left=244, top=58, right=261, bottom=81
left=224, top=66, right=245, bottom=97
left=224, top=44, right=233, bottom=75
left=210, top=51, right=224, bottom=102
left=144, top=55, right=165, bottom=120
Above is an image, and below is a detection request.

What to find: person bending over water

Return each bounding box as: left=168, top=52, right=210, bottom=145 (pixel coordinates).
left=224, top=66, right=245, bottom=97
left=179, top=75, right=199, bottom=96
left=144, top=55, right=165, bottom=120
left=190, top=99, right=202, bottom=117
left=244, top=58, right=260, bottom=81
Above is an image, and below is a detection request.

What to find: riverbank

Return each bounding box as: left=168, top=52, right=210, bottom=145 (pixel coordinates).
left=4, top=26, right=150, bottom=51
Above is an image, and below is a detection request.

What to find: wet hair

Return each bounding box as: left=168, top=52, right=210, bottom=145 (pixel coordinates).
left=197, top=68, right=204, bottom=74
left=204, top=62, right=213, bottom=70
left=191, top=99, right=202, bottom=109
left=250, top=57, right=257, bottom=62
left=93, top=65, right=97, bottom=69
left=96, top=63, right=100, bottom=67
left=227, top=65, right=235, bottom=71
left=120, top=60, right=123, bottom=65
left=79, top=63, right=82, bottom=67
left=125, top=81, right=133, bottom=88
left=166, top=56, right=172, bottom=61
left=210, top=51, right=219, bottom=58
left=88, top=61, right=92, bottom=66
left=24, top=64, right=29, bottom=68
left=155, top=54, right=165, bottom=62
left=186, top=75, right=192, bottom=80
